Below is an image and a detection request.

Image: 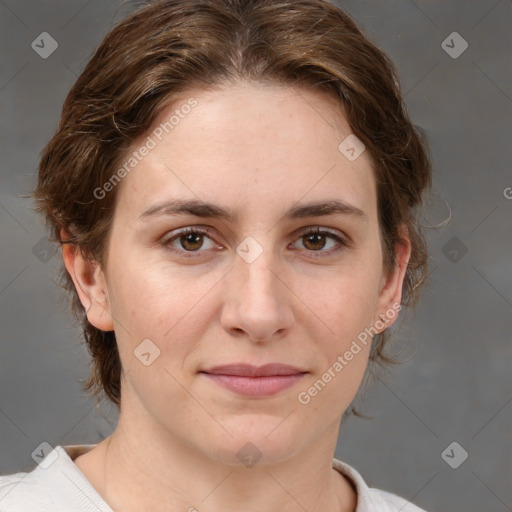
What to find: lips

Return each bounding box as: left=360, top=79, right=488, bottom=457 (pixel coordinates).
left=200, top=363, right=306, bottom=377
left=199, top=363, right=307, bottom=397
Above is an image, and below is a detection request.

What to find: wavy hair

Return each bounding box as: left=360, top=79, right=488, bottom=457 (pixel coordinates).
left=31, top=0, right=433, bottom=415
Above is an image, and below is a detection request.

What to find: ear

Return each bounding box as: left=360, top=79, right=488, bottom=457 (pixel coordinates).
left=374, top=225, right=411, bottom=331
left=60, top=227, right=114, bottom=331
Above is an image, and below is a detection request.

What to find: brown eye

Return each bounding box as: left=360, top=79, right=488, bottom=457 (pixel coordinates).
left=179, top=231, right=204, bottom=251
left=302, top=232, right=328, bottom=251
left=162, top=227, right=217, bottom=257
left=292, top=228, right=347, bottom=257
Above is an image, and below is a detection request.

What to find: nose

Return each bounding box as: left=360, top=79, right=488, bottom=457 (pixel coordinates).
left=220, top=243, right=294, bottom=343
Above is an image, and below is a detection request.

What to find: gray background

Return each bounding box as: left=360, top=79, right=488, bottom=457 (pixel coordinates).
left=1, top=1, right=511, bottom=511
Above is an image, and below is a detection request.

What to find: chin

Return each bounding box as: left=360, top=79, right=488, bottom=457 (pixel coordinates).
left=201, top=419, right=304, bottom=468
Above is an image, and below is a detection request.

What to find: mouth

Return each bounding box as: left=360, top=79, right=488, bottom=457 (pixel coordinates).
left=199, top=363, right=308, bottom=397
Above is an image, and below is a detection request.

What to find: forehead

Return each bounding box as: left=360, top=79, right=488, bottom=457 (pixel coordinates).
left=112, top=82, right=377, bottom=224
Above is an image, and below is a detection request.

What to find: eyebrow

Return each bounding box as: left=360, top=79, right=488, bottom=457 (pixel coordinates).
left=137, top=198, right=368, bottom=223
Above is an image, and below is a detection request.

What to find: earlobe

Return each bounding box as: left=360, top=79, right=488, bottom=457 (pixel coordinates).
left=60, top=228, right=114, bottom=332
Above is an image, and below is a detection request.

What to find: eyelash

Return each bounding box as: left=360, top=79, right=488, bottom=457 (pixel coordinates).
left=160, top=226, right=348, bottom=259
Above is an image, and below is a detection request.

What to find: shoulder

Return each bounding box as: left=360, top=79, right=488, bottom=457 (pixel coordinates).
left=0, top=444, right=109, bottom=512
left=332, top=457, right=429, bottom=512
left=0, top=470, right=55, bottom=511
left=368, top=488, right=429, bottom=512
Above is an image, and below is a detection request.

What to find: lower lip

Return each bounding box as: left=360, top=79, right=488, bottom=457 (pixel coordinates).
left=201, top=372, right=306, bottom=397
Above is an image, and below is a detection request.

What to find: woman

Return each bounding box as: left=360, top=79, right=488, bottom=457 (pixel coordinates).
left=0, top=0, right=432, bottom=510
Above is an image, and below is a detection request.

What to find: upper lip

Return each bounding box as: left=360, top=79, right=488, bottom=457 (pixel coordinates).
left=200, top=363, right=307, bottom=377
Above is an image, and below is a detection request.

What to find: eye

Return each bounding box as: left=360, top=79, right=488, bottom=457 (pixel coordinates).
left=161, top=227, right=219, bottom=258
left=160, top=226, right=348, bottom=259
left=290, top=227, right=347, bottom=257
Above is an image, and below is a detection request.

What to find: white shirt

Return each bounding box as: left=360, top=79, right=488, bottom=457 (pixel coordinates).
left=0, top=444, right=428, bottom=511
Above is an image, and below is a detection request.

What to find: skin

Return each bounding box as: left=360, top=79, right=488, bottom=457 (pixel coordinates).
left=62, top=81, right=410, bottom=512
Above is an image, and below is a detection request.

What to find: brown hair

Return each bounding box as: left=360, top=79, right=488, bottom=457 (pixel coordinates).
left=31, top=0, right=432, bottom=414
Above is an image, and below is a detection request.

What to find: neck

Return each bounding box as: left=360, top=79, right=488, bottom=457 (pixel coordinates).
left=75, top=395, right=357, bottom=512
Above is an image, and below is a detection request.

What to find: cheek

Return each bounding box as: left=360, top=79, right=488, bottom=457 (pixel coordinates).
left=297, top=263, right=380, bottom=337
left=297, top=277, right=375, bottom=411
left=107, top=256, right=220, bottom=346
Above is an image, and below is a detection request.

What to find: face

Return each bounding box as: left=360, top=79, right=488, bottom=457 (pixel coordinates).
left=67, top=81, right=410, bottom=466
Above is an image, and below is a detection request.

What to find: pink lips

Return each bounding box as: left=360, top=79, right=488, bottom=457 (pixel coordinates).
left=200, top=363, right=307, bottom=397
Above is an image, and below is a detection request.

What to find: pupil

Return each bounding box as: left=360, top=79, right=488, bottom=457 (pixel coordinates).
left=183, top=233, right=202, bottom=250
left=305, top=233, right=325, bottom=250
